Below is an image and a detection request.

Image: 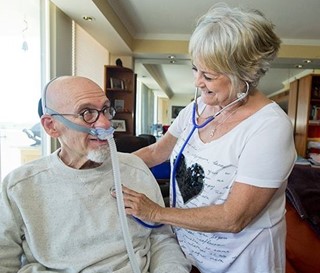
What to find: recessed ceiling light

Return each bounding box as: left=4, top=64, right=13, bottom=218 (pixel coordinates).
left=303, top=59, right=312, bottom=63
left=168, top=55, right=175, bottom=59
left=295, top=64, right=303, bottom=68
left=170, top=60, right=176, bottom=64
left=83, top=16, right=94, bottom=21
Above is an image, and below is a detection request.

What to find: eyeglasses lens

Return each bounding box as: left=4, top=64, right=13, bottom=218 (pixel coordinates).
left=82, top=107, right=115, bottom=123
left=104, top=107, right=116, bottom=119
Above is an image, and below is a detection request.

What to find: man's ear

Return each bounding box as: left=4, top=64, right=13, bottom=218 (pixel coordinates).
left=41, top=115, right=60, bottom=138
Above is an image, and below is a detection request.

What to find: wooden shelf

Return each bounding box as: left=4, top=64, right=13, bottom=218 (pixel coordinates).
left=307, top=138, right=320, bottom=141
left=104, top=65, right=136, bottom=135
left=106, top=88, right=132, bottom=93
left=309, top=120, right=320, bottom=126
left=292, top=74, right=320, bottom=157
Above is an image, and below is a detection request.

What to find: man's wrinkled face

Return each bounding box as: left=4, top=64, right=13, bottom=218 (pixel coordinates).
left=44, top=76, right=114, bottom=167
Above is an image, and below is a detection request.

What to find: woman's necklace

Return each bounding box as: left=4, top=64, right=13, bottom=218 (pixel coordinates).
left=209, top=107, right=239, bottom=138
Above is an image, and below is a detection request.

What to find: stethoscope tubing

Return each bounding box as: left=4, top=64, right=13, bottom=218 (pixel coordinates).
left=171, top=102, right=216, bottom=207
left=171, top=83, right=249, bottom=208
left=133, top=216, right=164, bottom=228
left=134, top=84, right=249, bottom=226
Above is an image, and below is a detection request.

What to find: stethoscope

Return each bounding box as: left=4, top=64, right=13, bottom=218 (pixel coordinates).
left=171, top=82, right=250, bottom=207
left=110, top=186, right=164, bottom=228
left=110, top=82, right=249, bottom=228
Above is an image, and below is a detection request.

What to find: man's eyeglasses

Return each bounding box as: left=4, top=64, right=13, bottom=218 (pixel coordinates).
left=46, top=106, right=116, bottom=124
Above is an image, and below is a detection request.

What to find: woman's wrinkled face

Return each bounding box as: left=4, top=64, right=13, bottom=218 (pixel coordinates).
left=192, top=62, right=233, bottom=107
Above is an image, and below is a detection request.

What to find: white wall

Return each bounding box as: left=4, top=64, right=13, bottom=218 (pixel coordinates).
left=51, top=4, right=110, bottom=87
left=75, top=24, right=109, bottom=88
left=139, top=83, right=154, bottom=134
left=50, top=3, right=72, bottom=77
left=168, top=94, right=193, bottom=122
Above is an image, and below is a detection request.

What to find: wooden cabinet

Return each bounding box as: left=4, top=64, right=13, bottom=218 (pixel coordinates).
left=104, top=65, right=137, bottom=135
left=289, top=74, right=320, bottom=157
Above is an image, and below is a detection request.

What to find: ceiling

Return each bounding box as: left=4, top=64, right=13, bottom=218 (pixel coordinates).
left=51, top=0, right=320, bottom=98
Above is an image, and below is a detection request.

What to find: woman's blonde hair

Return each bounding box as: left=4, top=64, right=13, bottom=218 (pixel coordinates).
left=189, top=3, right=281, bottom=94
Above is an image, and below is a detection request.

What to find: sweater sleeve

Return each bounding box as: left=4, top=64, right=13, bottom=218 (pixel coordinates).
left=148, top=224, right=192, bottom=273
left=0, top=176, right=54, bottom=273
left=0, top=176, right=24, bottom=272
left=143, top=171, right=191, bottom=272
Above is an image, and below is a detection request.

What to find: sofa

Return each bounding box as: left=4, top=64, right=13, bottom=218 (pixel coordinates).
left=114, top=134, right=156, bottom=153
left=285, top=165, right=320, bottom=273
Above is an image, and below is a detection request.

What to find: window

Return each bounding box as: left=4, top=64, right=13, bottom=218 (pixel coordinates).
left=0, top=0, right=46, bottom=181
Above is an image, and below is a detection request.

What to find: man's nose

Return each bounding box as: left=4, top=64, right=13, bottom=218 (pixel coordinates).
left=94, top=112, right=112, bottom=128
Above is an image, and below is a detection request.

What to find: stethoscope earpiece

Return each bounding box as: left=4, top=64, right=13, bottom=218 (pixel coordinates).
left=237, top=81, right=250, bottom=99
left=237, top=92, right=245, bottom=99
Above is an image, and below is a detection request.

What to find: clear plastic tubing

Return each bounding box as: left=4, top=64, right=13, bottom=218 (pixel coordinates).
left=99, top=128, right=141, bottom=273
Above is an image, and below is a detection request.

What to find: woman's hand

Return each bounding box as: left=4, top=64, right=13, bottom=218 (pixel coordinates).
left=121, top=186, right=163, bottom=223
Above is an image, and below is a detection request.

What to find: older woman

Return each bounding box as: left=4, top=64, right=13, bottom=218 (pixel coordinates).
left=124, top=3, right=296, bottom=273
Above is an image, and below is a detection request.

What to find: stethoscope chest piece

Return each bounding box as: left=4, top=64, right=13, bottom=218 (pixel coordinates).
left=110, top=186, right=116, bottom=197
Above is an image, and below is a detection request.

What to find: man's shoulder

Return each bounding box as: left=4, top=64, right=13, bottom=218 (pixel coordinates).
left=117, top=152, right=149, bottom=171
left=117, top=152, right=157, bottom=183
left=2, top=155, right=51, bottom=189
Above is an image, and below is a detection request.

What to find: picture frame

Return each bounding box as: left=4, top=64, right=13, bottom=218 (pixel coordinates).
left=110, top=77, right=125, bottom=89
left=114, top=99, right=124, bottom=112
left=111, top=119, right=126, bottom=132
left=171, top=105, right=184, bottom=118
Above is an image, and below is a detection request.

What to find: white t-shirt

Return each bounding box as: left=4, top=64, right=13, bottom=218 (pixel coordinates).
left=168, top=99, right=296, bottom=273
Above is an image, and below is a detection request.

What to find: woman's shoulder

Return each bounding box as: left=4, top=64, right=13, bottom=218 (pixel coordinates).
left=256, top=102, right=290, bottom=122
left=246, top=91, right=290, bottom=123
left=241, top=102, right=293, bottom=138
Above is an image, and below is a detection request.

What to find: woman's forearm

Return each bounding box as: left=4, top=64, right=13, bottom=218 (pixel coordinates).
left=133, top=133, right=177, bottom=167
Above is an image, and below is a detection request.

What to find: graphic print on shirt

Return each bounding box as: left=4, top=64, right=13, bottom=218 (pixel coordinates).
left=174, top=154, right=205, bottom=203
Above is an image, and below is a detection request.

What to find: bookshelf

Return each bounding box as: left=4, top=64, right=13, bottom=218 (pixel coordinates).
left=289, top=74, right=320, bottom=157
left=104, top=65, right=137, bottom=135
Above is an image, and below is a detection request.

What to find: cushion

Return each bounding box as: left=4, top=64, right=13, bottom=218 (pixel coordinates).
left=286, top=165, right=320, bottom=236
left=286, top=202, right=320, bottom=273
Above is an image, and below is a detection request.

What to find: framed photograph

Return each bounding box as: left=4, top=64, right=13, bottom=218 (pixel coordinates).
left=114, top=99, right=124, bottom=111
left=111, top=119, right=126, bottom=132
left=171, top=105, right=184, bottom=118
left=110, top=77, right=125, bottom=89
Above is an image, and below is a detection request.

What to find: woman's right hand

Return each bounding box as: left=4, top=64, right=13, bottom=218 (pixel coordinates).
left=121, top=185, right=163, bottom=223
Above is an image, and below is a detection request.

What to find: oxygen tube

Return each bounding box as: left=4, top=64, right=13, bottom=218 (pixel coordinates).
left=98, top=128, right=141, bottom=273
